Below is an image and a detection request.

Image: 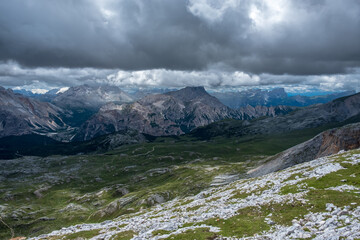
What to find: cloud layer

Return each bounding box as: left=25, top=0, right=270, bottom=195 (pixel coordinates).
left=0, top=0, right=359, bottom=75
left=1, top=61, right=359, bottom=93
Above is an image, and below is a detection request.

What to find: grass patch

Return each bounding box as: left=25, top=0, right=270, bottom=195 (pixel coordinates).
left=279, top=184, right=299, bottom=195
left=202, top=207, right=269, bottom=237
left=110, top=230, right=136, bottom=240
left=306, top=190, right=359, bottom=211
left=263, top=202, right=308, bottom=226
left=152, top=229, right=171, bottom=236
left=286, top=173, right=303, bottom=181
left=63, top=229, right=100, bottom=239
left=306, top=163, right=360, bottom=190
left=186, top=205, right=203, bottom=211
left=229, top=191, right=250, bottom=200
left=164, top=228, right=217, bottom=240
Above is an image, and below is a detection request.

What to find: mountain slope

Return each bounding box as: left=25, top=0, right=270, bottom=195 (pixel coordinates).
left=248, top=122, right=360, bottom=177
left=0, top=86, right=69, bottom=138
left=25, top=148, right=360, bottom=240
left=75, top=87, right=295, bottom=140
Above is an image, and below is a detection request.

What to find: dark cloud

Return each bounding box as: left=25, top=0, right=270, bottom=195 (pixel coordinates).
left=0, top=0, right=359, bottom=75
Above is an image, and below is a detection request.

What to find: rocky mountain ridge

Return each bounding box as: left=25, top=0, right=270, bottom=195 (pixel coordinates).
left=75, top=87, right=295, bottom=140
left=212, top=88, right=356, bottom=108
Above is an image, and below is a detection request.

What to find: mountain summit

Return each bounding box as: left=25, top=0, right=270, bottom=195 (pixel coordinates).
left=166, top=86, right=209, bottom=101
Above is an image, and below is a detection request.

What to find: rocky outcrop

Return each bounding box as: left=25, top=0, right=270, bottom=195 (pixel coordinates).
left=248, top=122, right=360, bottom=177
left=0, top=86, right=69, bottom=138
left=76, top=87, right=295, bottom=140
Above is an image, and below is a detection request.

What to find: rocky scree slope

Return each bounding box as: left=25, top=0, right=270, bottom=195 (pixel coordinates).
left=75, top=87, right=295, bottom=141
left=30, top=149, right=360, bottom=240
left=0, top=86, right=69, bottom=138
left=249, top=122, right=360, bottom=177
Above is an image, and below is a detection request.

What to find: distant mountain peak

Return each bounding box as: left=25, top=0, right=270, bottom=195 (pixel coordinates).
left=165, top=86, right=209, bottom=102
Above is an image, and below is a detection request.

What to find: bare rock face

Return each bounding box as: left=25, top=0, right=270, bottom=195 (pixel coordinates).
left=0, top=86, right=69, bottom=138
left=75, top=87, right=295, bottom=140
left=248, top=122, right=360, bottom=177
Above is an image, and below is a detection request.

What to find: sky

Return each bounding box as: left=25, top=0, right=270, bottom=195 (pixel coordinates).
left=0, top=0, right=359, bottom=93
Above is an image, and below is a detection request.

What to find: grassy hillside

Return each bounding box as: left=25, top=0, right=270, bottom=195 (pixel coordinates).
left=27, top=149, right=360, bottom=239
left=0, top=127, right=325, bottom=239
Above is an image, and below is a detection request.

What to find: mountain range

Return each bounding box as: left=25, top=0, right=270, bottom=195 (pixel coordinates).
left=211, top=88, right=356, bottom=108
left=0, top=84, right=358, bottom=144
left=74, top=87, right=295, bottom=140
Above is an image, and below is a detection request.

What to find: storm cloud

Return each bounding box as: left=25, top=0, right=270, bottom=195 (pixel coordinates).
left=0, top=0, right=359, bottom=75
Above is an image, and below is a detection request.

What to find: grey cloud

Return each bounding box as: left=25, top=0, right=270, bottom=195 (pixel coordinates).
left=1, top=61, right=359, bottom=93
left=0, top=0, right=359, bottom=75
left=0, top=61, right=114, bottom=89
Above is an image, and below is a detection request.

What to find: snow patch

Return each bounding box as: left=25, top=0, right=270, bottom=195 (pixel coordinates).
left=56, top=87, right=69, bottom=94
